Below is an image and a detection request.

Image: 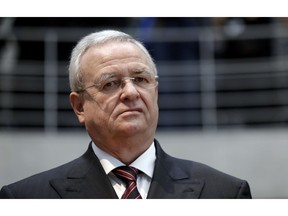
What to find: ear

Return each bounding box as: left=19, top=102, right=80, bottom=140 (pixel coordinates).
left=155, top=85, right=159, bottom=100
left=70, top=92, right=85, bottom=124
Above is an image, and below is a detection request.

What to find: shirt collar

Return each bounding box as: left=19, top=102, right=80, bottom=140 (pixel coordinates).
left=92, top=141, right=156, bottom=178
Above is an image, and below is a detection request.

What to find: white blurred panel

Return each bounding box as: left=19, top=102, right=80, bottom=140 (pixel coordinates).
left=1, top=128, right=288, bottom=198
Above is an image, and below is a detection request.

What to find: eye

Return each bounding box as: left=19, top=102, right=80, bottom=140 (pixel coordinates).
left=101, top=80, right=120, bottom=92
left=133, top=76, right=149, bottom=84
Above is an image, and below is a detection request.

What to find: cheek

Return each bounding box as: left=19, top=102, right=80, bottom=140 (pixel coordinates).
left=83, top=102, right=108, bottom=133
left=142, top=91, right=158, bottom=115
left=98, top=96, right=119, bottom=115
left=151, top=92, right=159, bottom=121
left=85, top=95, right=118, bottom=121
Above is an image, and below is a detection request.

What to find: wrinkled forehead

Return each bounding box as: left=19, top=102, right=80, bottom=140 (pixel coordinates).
left=80, top=41, right=155, bottom=74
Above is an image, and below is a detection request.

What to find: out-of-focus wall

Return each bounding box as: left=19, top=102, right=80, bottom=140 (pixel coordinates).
left=1, top=17, right=288, bottom=199
left=2, top=18, right=288, bottom=131
left=0, top=128, right=287, bottom=198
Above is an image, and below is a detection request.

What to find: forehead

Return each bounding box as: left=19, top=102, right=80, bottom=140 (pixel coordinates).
left=81, top=41, right=150, bottom=66
left=79, top=41, right=153, bottom=82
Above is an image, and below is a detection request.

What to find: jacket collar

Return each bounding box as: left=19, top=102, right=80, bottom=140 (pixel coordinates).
left=147, top=140, right=204, bottom=198
left=49, top=140, right=204, bottom=199
left=49, top=143, right=118, bottom=198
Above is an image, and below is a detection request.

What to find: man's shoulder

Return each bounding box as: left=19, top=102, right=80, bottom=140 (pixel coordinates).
left=0, top=147, right=92, bottom=198
left=12, top=157, right=81, bottom=184
left=155, top=139, right=246, bottom=184
left=167, top=151, right=245, bottom=183
left=158, top=146, right=251, bottom=198
left=1, top=160, right=71, bottom=196
left=8, top=143, right=95, bottom=183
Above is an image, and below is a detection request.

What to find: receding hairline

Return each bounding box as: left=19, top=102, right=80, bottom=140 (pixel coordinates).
left=80, top=40, right=154, bottom=67
left=69, top=30, right=157, bottom=91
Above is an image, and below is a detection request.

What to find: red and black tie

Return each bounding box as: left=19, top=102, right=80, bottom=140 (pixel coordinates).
left=113, top=166, right=142, bottom=199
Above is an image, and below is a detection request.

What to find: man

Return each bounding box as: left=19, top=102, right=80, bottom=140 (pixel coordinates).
left=0, top=30, right=251, bottom=199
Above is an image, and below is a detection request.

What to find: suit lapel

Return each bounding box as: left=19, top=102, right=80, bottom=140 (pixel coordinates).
left=49, top=140, right=204, bottom=199
left=147, top=140, right=204, bottom=199
left=50, top=143, right=118, bottom=198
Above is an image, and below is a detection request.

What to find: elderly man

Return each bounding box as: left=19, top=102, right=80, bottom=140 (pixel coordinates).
left=0, top=30, right=251, bottom=199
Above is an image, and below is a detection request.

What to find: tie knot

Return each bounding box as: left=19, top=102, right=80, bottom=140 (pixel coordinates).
left=113, top=166, right=140, bottom=184
left=112, top=166, right=142, bottom=199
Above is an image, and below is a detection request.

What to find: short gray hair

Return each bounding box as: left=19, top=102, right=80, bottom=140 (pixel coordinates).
left=69, top=29, right=157, bottom=92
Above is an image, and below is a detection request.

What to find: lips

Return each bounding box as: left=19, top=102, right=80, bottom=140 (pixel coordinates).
left=119, top=107, right=143, bottom=115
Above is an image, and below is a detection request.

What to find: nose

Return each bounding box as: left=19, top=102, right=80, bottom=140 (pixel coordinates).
left=120, top=79, right=140, bottom=101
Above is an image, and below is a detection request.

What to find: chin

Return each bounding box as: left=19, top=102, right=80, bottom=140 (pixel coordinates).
left=116, top=123, right=146, bottom=135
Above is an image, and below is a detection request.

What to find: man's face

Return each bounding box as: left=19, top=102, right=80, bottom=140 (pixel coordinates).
left=73, top=41, right=159, bottom=141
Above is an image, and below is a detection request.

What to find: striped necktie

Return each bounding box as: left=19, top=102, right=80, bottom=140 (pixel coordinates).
left=113, top=166, right=142, bottom=199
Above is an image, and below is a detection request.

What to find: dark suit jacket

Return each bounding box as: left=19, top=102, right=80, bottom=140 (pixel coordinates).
left=0, top=139, right=252, bottom=198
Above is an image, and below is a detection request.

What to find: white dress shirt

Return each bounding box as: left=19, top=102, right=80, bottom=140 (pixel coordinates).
left=92, top=142, right=156, bottom=199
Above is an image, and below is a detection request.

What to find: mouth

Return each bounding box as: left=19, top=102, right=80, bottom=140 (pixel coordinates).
left=120, top=108, right=143, bottom=115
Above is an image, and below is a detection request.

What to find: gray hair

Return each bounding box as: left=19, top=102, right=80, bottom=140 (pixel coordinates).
left=69, top=29, right=157, bottom=92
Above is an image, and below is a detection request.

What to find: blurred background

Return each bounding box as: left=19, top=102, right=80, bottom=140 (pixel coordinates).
left=0, top=17, right=288, bottom=198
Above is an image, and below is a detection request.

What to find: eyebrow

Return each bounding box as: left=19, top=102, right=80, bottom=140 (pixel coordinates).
left=131, top=68, right=151, bottom=75
left=96, top=68, right=152, bottom=82
left=96, top=73, right=117, bottom=83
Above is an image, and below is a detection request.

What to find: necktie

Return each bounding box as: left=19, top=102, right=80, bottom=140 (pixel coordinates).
left=113, top=166, right=142, bottom=199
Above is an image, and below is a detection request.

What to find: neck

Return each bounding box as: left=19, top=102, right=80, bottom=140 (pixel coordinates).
left=93, top=134, right=154, bottom=165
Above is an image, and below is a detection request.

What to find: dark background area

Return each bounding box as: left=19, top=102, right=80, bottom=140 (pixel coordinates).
left=1, top=17, right=288, bottom=131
